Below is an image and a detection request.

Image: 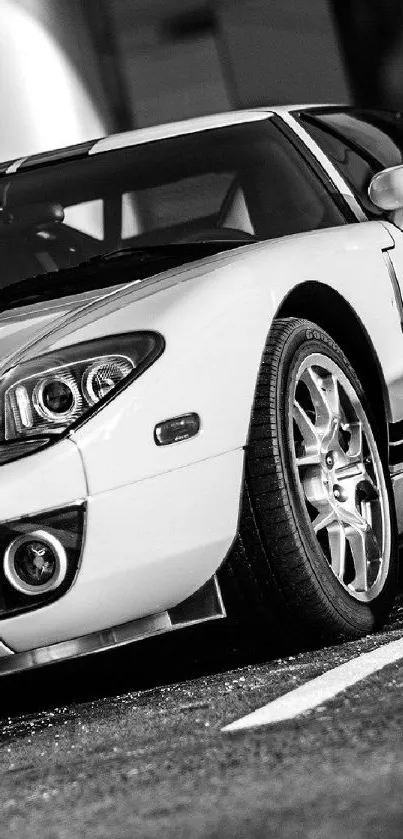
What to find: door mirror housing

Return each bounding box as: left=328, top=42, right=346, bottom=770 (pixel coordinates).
left=369, top=165, right=403, bottom=229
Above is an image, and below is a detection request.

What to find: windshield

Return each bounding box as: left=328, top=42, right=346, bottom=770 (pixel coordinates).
left=0, top=119, right=345, bottom=303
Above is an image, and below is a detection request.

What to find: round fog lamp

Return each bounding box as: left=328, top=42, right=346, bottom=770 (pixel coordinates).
left=15, top=541, right=56, bottom=585
left=3, top=530, right=67, bottom=595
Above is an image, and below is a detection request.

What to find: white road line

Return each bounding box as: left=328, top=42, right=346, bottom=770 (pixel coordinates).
left=222, top=636, right=403, bottom=732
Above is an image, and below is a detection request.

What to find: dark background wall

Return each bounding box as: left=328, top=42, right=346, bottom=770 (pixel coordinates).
left=84, top=0, right=351, bottom=129
left=2, top=0, right=403, bottom=159
left=331, top=0, right=403, bottom=109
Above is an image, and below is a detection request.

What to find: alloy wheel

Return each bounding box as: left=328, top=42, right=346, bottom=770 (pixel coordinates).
left=292, top=352, right=391, bottom=603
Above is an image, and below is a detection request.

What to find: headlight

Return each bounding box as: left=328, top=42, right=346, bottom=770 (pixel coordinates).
left=0, top=331, right=163, bottom=459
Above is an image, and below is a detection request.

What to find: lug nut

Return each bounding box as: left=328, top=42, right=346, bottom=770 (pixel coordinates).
left=333, top=484, right=347, bottom=502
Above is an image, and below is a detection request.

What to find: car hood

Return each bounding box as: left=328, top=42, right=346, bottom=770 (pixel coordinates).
left=0, top=220, right=394, bottom=375
left=0, top=246, right=248, bottom=373
left=0, top=286, right=118, bottom=369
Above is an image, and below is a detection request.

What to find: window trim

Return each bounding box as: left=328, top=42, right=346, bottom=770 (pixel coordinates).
left=300, top=113, right=383, bottom=173
left=276, top=111, right=368, bottom=222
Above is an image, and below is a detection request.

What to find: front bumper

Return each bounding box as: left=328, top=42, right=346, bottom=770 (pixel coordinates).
left=0, top=445, right=243, bottom=657
left=0, top=576, right=226, bottom=676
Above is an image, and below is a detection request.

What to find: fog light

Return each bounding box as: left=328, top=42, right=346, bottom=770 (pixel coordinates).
left=3, top=530, right=67, bottom=596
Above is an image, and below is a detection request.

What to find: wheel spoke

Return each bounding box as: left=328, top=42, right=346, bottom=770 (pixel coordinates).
left=327, top=521, right=346, bottom=580
left=345, top=527, right=369, bottom=591
left=360, top=500, right=373, bottom=529
left=301, top=368, right=340, bottom=427
left=295, top=451, right=321, bottom=467
left=340, top=508, right=381, bottom=592
left=312, top=508, right=336, bottom=533
left=345, top=421, right=363, bottom=463
left=293, top=401, right=319, bottom=452
left=338, top=506, right=368, bottom=533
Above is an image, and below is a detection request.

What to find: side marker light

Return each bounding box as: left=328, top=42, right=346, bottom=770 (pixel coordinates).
left=154, top=413, right=200, bottom=446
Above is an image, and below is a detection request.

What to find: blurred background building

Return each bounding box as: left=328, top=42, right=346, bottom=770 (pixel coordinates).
left=1, top=0, right=403, bottom=160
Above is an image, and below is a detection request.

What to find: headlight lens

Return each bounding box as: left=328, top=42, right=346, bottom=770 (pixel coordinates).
left=1, top=331, right=163, bottom=448
left=82, top=358, right=134, bottom=405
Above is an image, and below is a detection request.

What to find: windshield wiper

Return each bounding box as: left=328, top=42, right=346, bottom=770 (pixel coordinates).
left=82, top=239, right=254, bottom=266
left=0, top=239, right=254, bottom=312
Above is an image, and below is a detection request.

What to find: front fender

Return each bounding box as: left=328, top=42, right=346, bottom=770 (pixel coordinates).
left=51, top=220, right=402, bottom=496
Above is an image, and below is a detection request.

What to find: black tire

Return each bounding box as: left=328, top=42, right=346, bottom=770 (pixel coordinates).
left=218, top=317, right=398, bottom=644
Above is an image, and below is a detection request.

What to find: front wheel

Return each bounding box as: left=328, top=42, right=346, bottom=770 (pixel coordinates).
left=219, top=318, right=398, bottom=643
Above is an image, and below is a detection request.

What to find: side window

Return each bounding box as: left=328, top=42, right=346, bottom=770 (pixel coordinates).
left=300, top=118, right=380, bottom=217
left=300, top=111, right=403, bottom=217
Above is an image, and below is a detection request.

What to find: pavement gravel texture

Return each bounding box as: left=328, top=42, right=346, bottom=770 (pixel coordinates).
left=2, top=599, right=403, bottom=838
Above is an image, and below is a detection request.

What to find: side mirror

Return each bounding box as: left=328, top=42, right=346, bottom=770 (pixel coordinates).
left=369, top=165, right=403, bottom=229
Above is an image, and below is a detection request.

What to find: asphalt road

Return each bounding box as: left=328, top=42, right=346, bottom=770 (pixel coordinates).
left=2, top=601, right=403, bottom=839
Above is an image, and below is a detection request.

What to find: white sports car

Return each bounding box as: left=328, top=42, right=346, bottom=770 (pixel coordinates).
left=0, top=105, right=403, bottom=675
